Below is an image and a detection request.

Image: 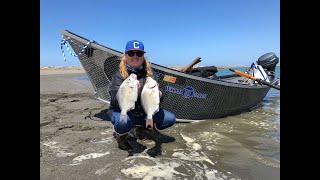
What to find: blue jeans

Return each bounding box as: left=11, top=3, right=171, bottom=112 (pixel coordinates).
left=110, top=108, right=176, bottom=134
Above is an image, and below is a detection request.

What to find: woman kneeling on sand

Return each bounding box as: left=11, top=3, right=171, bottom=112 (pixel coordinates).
left=107, top=40, right=176, bottom=150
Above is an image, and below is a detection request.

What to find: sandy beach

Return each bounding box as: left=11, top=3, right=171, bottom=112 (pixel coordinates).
left=40, top=66, right=114, bottom=179
left=40, top=66, right=279, bottom=180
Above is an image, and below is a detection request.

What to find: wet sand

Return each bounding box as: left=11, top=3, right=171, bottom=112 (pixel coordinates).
left=40, top=67, right=280, bottom=180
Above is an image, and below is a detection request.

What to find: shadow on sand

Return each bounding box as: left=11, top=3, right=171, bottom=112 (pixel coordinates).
left=94, top=109, right=111, bottom=121
left=127, top=132, right=176, bottom=157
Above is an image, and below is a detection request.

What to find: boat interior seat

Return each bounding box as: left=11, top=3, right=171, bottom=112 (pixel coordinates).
left=190, top=66, right=218, bottom=79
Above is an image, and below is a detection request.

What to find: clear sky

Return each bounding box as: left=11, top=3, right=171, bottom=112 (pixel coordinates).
left=40, top=0, right=280, bottom=67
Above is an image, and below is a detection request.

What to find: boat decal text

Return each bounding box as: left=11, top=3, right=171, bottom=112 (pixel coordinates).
left=165, top=86, right=207, bottom=99
left=155, top=72, right=164, bottom=80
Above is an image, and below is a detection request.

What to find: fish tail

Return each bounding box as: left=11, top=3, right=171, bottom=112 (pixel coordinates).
left=146, top=119, right=153, bottom=129
left=120, top=114, right=127, bottom=123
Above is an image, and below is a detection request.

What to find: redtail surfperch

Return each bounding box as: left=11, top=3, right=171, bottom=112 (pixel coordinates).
left=141, top=77, right=160, bottom=129
left=116, top=73, right=140, bottom=123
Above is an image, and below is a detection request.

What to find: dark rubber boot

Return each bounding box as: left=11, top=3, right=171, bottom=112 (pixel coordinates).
left=135, top=126, right=159, bottom=140
left=113, top=132, right=132, bottom=150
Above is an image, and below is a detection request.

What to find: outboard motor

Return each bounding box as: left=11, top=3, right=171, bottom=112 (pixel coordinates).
left=256, top=52, right=280, bottom=84
left=256, top=52, right=279, bottom=72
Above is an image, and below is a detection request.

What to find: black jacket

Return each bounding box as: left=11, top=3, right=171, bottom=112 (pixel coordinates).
left=107, top=68, right=159, bottom=117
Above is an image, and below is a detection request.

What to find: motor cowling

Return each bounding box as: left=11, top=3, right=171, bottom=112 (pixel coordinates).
left=256, top=52, right=279, bottom=72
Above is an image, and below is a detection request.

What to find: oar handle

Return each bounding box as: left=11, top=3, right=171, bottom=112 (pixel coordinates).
left=229, top=69, right=257, bottom=81
left=229, top=68, right=280, bottom=90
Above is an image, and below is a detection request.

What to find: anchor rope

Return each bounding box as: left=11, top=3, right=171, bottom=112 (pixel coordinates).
left=61, top=35, right=94, bottom=61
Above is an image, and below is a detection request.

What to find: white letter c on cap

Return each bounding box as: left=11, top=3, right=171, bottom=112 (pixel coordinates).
left=133, top=42, right=139, bottom=48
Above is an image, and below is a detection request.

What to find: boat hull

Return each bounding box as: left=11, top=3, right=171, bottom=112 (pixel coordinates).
left=61, top=30, right=271, bottom=120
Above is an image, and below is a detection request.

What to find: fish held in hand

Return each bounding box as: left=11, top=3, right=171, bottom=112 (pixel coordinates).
left=116, top=73, right=140, bottom=123
left=141, top=77, right=160, bottom=129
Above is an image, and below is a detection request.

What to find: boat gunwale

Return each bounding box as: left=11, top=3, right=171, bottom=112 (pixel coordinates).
left=151, top=63, right=269, bottom=89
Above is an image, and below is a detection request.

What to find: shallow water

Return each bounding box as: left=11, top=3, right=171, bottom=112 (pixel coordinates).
left=73, top=67, right=280, bottom=180
left=118, top=91, right=280, bottom=179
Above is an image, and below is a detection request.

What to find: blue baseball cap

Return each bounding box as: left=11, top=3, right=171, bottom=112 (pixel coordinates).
left=125, top=40, right=145, bottom=53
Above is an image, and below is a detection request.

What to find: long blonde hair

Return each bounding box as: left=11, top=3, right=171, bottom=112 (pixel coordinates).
left=119, top=56, right=153, bottom=79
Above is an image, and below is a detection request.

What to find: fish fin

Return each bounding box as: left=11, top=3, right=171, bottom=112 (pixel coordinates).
left=152, top=108, right=160, bottom=116
left=128, top=105, right=135, bottom=112
left=146, top=119, right=153, bottom=129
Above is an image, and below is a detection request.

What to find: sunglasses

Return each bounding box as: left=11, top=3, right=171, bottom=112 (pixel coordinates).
left=126, top=51, right=144, bottom=57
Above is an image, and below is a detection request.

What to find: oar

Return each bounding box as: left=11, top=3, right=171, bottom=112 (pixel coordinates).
left=229, top=68, right=280, bottom=90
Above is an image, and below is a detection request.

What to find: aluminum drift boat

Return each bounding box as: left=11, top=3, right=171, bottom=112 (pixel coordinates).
left=60, top=30, right=280, bottom=120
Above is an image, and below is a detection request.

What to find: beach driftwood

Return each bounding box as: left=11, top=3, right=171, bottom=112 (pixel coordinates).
left=179, top=57, right=202, bottom=73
